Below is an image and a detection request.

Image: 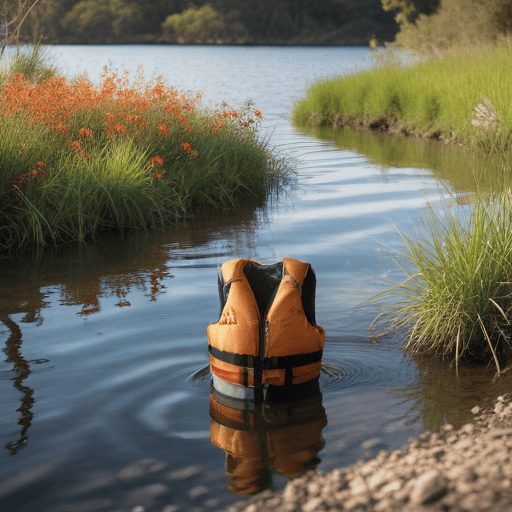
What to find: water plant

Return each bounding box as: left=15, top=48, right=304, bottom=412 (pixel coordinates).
left=0, top=52, right=285, bottom=257
left=369, top=188, right=512, bottom=376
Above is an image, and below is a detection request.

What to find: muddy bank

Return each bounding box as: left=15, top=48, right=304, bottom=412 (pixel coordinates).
left=228, top=395, right=512, bottom=512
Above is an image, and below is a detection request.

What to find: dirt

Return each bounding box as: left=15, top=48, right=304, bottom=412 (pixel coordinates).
left=227, top=395, right=512, bottom=512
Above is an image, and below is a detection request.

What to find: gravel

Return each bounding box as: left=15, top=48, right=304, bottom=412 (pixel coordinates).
left=226, top=395, right=512, bottom=512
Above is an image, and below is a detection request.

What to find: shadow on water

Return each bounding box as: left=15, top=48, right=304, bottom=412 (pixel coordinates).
left=392, top=354, right=512, bottom=433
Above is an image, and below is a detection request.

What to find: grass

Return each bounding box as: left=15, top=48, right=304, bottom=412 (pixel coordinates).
left=0, top=46, right=288, bottom=258
left=292, top=42, right=512, bottom=155
left=369, top=186, right=512, bottom=376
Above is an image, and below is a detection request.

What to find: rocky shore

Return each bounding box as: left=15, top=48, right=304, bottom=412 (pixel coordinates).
left=227, top=395, right=512, bottom=512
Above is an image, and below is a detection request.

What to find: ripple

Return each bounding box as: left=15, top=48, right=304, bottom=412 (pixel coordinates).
left=320, top=337, right=410, bottom=394
left=187, top=338, right=409, bottom=397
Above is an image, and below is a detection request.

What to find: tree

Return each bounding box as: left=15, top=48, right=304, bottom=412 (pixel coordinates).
left=0, top=0, right=42, bottom=51
left=381, top=0, right=440, bottom=25
left=61, top=0, right=138, bottom=42
left=162, top=4, right=229, bottom=43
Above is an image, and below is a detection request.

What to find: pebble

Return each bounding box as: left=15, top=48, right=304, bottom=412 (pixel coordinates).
left=226, top=395, right=512, bottom=512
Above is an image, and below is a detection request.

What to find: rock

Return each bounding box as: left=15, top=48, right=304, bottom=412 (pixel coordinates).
left=404, top=470, right=447, bottom=505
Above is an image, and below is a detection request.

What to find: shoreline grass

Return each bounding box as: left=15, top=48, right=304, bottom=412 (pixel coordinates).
left=292, top=43, right=512, bottom=155
left=368, top=187, right=512, bottom=376
left=0, top=47, right=288, bottom=258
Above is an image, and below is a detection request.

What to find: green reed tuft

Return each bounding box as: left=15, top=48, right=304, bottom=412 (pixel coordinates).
left=370, top=189, right=512, bottom=375
left=293, top=42, right=512, bottom=155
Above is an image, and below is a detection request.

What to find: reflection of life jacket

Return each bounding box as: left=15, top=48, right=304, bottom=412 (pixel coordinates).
left=209, top=385, right=327, bottom=495
left=207, top=258, right=325, bottom=401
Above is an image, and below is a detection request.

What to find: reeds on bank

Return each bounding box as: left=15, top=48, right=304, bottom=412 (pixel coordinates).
left=292, top=42, right=512, bottom=155
left=369, top=186, right=512, bottom=375
left=0, top=47, right=286, bottom=256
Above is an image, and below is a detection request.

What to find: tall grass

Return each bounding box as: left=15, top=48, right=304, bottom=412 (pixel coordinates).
left=369, top=187, right=512, bottom=376
left=293, top=42, right=512, bottom=154
left=0, top=45, right=58, bottom=83
left=0, top=48, right=287, bottom=257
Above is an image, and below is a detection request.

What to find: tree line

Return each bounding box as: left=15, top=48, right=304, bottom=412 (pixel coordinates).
left=2, top=0, right=399, bottom=45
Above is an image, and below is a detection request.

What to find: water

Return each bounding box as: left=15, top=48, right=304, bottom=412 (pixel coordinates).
left=1, top=45, right=511, bottom=512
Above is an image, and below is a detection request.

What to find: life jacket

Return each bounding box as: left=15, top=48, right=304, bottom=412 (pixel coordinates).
left=207, top=258, right=325, bottom=401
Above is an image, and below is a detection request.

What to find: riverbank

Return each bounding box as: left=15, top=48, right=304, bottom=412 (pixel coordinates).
left=292, top=43, right=512, bottom=155
left=228, top=395, right=512, bottom=512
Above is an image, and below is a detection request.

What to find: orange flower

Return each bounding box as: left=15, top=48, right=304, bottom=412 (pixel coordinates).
left=158, top=122, right=168, bottom=136
left=231, top=111, right=238, bottom=118
left=190, top=150, right=199, bottom=158
left=181, top=143, right=192, bottom=152
left=71, top=140, right=81, bottom=150
left=32, top=170, right=39, bottom=177
left=154, top=155, right=163, bottom=165
left=36, top=161, right=45, bottom=169
left=79, top=128, right=93, bottom=139
left=155, top=172, right=162, bottom=180
left=254, top=109, right=263, bottom=119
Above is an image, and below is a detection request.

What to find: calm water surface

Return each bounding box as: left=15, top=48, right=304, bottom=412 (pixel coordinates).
left=1, top=45, right=511, bottom=512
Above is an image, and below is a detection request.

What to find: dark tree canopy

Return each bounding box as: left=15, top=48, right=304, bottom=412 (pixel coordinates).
left=14, top=0, right=399, bottom=44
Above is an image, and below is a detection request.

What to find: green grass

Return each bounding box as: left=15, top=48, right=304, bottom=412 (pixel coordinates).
left=369, top=187, right=512, bottom=376
left=0, top=44, right=58, bottom=83
left=293, top=43, right=512, bottom=155
left=0, top=47, right=288, bottom=258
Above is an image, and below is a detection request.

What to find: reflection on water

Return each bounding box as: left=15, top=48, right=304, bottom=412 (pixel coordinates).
left=209, top=382, right=326, bottom=496
left=393, top=354, right=512, bottom=432
left=300, top=126, right=506, bottom=195
left=1, top=315, right=33, bottom=455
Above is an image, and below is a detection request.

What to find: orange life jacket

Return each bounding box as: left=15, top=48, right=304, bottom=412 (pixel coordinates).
left=207, top=258, right=325, bottom=401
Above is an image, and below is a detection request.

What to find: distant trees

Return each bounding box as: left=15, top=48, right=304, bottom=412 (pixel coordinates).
left=385, top=0, right=512, bottom=49
left=0, top=0, right=42, bottom=47
left=162, top=4, right=246, bottom=43
left=6, top=0, right=399, bottom=45
left=61, top=0, right=138, bottom=42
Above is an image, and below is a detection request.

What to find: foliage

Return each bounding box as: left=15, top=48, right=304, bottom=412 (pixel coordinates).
left=61, top=0, right=138, bottom=42
left=162, top=4, right=233, bottom=43
left=381, top=0, right=440, bottom=25
left=0, top=51, right=283, bottom=256
left=10, top=0, right=398, bottom=44
left=369, top=189, right=512, bottom=375
left=0, top=44, right=57, bottom=83
left=394, top=0, right=507, bottom=50
left=388, top=0, right=512, bottom=50
left=292, top=43, right=512, bottom=155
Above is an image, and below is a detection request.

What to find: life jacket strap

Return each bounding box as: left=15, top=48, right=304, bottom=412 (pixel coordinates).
left=209, top=345, right=322, bottom=369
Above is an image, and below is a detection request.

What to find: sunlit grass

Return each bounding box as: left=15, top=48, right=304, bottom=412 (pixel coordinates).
left=369, top=187, right=512, bottom=376
left=293, top=43, right=512, bottom=154
left=0, top=47, right=287, bottom=257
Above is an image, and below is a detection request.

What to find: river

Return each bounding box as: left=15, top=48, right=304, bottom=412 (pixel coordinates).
left=1, top=45, right=511, bottom=512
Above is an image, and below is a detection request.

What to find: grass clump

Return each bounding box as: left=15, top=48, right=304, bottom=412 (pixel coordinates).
left=0, top=44, right=58, bottom=83
left=292, top=42, right=512, bottom=155
left=0, top=49, right=285, bottom=257
left=369, top=189, right=512, bottom=376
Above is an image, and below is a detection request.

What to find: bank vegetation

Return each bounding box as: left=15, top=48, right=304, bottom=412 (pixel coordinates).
left=0, top=46, right=287, bottom=258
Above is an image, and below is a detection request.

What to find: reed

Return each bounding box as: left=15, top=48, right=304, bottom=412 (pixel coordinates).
left=369, top=185, right=512, bottom=375
left=0, top=49, right=286, bottom=256
left=0, top=44, right=58, bottom=83
left=292, top=42, right=512, bottom=155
